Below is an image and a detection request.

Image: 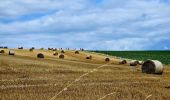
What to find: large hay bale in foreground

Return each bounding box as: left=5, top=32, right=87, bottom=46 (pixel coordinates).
left=9, top=50, right=15, bottom=55
left=105, top=57, right=110, bottom=62
left=75, top=51, right=79, bottom=54
left=59, top=54, right=64, bottom=59
left=0, top=50, right=5, bottom=54
left=142, top=60, right=163, bottom=75
left=53, top=52, right=58, bottom=56
left=37, top=53, right=44, bottom=58
left=119, top=59, right=127, bottom=64
left=86, top=55, right=92, bottom=59
left=130, top=60, right=139, bottom=66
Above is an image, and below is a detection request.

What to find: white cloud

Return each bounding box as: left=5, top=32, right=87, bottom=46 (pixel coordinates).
left=0, top=0, right=170, bottom=50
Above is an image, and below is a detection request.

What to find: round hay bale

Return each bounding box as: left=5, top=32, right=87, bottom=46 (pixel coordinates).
left=9, top=50, right=15, bottom=55
left=4, top=46, right=8, bottom=49
left=59, top=54, right=64, bottom=59
left=48, top=48, right=52, bottom=50
left=119, top=59, right=127, bottom=64
left=0, top=50, right=5, bottom=54
left=53, top=52, right=58, bottom=56
left=142, top=60, right=163, bottom=75
left=18, top=47, right=23, bottom=49
left=37, top=53, right=44, bottom=58
left=75, top=51, right=79, bottom=54
left=130, top=60, right=139, bottom=66
left=53, top=48, right=57, bottom=51
left=105, top=57, right=110, bottom=62
left=138, top=61, right=144, bottom=65
left=61, top=50, right=65, bottom=53
left=86, top=55, right=92, bottom=59
left=29, top=47, right=34, bottom=52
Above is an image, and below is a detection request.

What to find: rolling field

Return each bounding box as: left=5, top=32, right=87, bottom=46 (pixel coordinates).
left=92, top=51, right=170, bottom=64
left=0, top=49, right=170, bottom=100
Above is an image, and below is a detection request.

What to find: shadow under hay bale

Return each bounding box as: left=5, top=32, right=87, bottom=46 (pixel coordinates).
left=86, top=55, right=92, bottom=59
left=9, top=50, right=15, bottom=55
left=0, top=50, right=5, bottom=54
left=142, top=60, right=163, bottom=75
left=61, top=50, right=65, bottom=53
left=37, top=53, right=44, bottom=58
left=119, top=59, right=127, bottom=64
left=59, top=54, right=64, bottom=59
left=130, top=60, right=139, bottom=66
left=75, top=51, right=79, bottom=54
left=105, top=58, right=110, bottom=62
left=53, top=52, right=58, bottom=56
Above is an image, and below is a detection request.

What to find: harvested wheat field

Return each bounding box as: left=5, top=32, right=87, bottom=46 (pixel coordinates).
left=0, top=49, right=170, bottom=100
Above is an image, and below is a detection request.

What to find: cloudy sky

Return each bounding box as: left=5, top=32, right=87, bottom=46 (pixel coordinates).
left=0, top=0, right=170, bottom=50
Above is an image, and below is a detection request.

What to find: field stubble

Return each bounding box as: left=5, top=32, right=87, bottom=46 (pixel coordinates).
left=0, top=51, right=170, bottom=100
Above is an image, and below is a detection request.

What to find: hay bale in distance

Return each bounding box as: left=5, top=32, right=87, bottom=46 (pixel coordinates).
left=9, top=50, right=15, bottom=55
left=48, top=48, right=52, bottom=50
left=29, top=47, right=34, bottom=52
left=80, top=48, right=84, bottom=51
left=142, top=60, right=163, bottom=75
left=75, top=51, right=79, bottom=54
left=61, top=50, right=65, bottom=53
left=105, top=57, right=110, bottom=62
left=18, top=47, right=23, bottom=49
left=53, top=48, right=57, bottom=51
left=86, top=55, right=92, bottom=59
left=37, top=53, right=44, bottom=58
left=0, top=50, right=5, bottom=54
left=3, top=46, right=8, bottom=49
left=53, top=52, right=58, bottom=56
left=130, top=60, right=139, bottom=66
left=119, top=59, right=127, bottom=64
left=59, top=54, right=64, bottom=59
